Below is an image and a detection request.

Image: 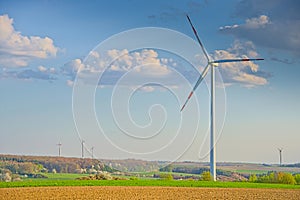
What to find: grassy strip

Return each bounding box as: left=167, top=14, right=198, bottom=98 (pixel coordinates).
left=234, top=169, right=269, bottom=175
left=40, top=173, right=86, bottom=180
left=1, top=179, right=300, bottom=189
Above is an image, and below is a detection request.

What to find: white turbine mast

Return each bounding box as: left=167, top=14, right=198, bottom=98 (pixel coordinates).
left=278, top=148, right=283, bottom=166
left=57, top=142, right=62, bottom=157
left=181, top=15, right=264, bottom=181
left=91, top=146, right=94, bottom=159
left=81, top=140, right=85, bottom=158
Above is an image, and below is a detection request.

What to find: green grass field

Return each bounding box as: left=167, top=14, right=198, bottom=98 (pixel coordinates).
left=131, top=171, right=202, bottom=178
left=41, top=173, right=85, bottom=180
left=1, top=173, right=299, bottom=189
left=1, top=179, right=300, bottom=189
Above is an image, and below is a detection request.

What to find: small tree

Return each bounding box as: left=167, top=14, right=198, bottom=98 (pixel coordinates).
left=160, top=173, right=173, bottom=180
left=249, top=174, right=257, bottom=182
left=201, top=171, right=212, bottom=181
left=294, top=174, right=300, bottom=185
left=0, top=169, right=12, bottom=182
left=280, top=173, right=296, bottom=185
left=159, top=164, right=173, bottom=172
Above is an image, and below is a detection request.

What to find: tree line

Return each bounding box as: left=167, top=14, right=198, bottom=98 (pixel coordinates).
left=0, top=154, right=115, bottom=176
left=249, top=171, right=300, bottom=185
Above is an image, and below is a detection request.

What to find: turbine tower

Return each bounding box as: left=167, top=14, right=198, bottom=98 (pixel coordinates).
left=57, top=142, right=62, bottom=157
left=181, top=15, right=264, bottom=181
left=278, top=148, right=283, bottom=166
left=91, top=147, right=94, bottom=159
left=81, top=140, right=85, bottom=158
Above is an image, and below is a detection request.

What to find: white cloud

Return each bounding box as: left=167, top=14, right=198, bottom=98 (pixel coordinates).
left=220, top=15, right=270, bottom=31
left=37, top=65, right=56, bottom=74
left=1, top=68, right=57, bottom=81
left=221, top=15, right=270, bottom=30
left=38, top=65, right=47, bottom=72
left=103, top=49, right=171, bottom=76
left=245, top=15, right=270, bottom=28
left=219, top=14, right=300, bottom=55
left=0, top=14, right=59, bottom=68
left=62, top=58, right=84, bottom=76
left=64, top=47, right=267, bottom=89
left=138, top=86, right=155, bottom=92
left=62, top=49, right=174, bottom=87
left=233, top=73, right=267, bottom=87
left=212, top=40, right=269, bottom=87
left=66, top=80, right=74, bottom=87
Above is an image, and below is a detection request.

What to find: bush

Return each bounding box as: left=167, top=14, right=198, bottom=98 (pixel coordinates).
left=130, top=176, right=139, bottom=180
left=95, top=172, right=113, bottom=180
left=249, top=174, right=257, bottom=182
left=256, top=172, right=296, bottom=185
left=0, top=169, right=12, bottom=182
left=159, top=173, right=173, bottom=180
left=294, top=174, right=300, bottom=185
left=280, top=173, right=296, bottom=185
left=200, top=171, right=212, bottom=181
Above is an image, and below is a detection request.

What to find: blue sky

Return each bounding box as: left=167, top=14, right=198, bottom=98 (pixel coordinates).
left=0, top=0, right=299, bottom=164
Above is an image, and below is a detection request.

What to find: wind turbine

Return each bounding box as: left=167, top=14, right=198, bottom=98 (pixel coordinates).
left=91, top=147, right=94, bottom=159
left=278, top=148, right=283, bottom=166
left=181, top=15, right=264, bottom=181
left=81, top=140, right=85, bottom=158
left=57, top=142, right=62, bottom=157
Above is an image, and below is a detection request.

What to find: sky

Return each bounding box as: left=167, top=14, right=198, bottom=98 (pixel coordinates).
left=0, top=0, right=299, bottom=164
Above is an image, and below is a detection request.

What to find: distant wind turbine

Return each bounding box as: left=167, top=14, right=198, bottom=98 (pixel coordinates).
left=81, top=140, right=85, bottom=158
left=57, top=142, right=62, bottom=157
left=181, top=15, right=264, bottom=181
left=278, top=148, right=283, bottom=166
left=91, top=147, right=94, bottom=159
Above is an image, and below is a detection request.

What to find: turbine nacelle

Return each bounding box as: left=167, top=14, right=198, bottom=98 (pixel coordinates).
left=209, top=62, right=219, bottom=67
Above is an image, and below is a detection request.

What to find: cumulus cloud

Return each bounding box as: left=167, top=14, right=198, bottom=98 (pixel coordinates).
left=245, top=15, right=270, bottom=28
left=62, top=46, right=269, bottom=89
left=62, top=49, right=175, bottom=87
left=0, top=14, right=59, bottom=68
left=211, top=40, right=270, bottom=87
left=1, top=66, right=57, bottom=81
left=220, top=0, right=300, bottom=56
left=62, top=58, right=84, bottom=78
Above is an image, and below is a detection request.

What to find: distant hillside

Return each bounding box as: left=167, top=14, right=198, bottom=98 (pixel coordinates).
left=101, top=159, right=164, bottom=172
left=284, top=163, right=300, bottom=168
left=1, top=154, right=299, bottom=176
left=0, top=154, right=115, bottom=175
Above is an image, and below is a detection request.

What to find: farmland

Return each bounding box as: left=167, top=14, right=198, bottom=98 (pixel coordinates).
left=1, top=176, right=300, bottom=199
left=1, top=155, right=300, bottom=199
left=1, top=186, right=300, bottom=200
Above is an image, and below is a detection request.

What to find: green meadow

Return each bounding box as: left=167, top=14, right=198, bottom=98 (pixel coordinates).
left=1, top=175, right=300, bottom=189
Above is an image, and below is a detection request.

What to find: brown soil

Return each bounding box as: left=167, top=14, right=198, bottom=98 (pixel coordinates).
left=1, top=186, right=300, bottom=200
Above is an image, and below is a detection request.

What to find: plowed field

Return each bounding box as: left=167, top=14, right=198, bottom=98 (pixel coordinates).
left=1, top=186, right=300, bottom=200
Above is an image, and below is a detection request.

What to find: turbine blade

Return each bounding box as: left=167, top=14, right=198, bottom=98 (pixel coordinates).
left=186, top=15, right=210, bottom=62
left=192, top=64, right=210, bottom=91
left=180, top=91, right=193, bottom=112
left=213, top=58, right=264, bottom=63
left=181, top=64, right=210, bottom=112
